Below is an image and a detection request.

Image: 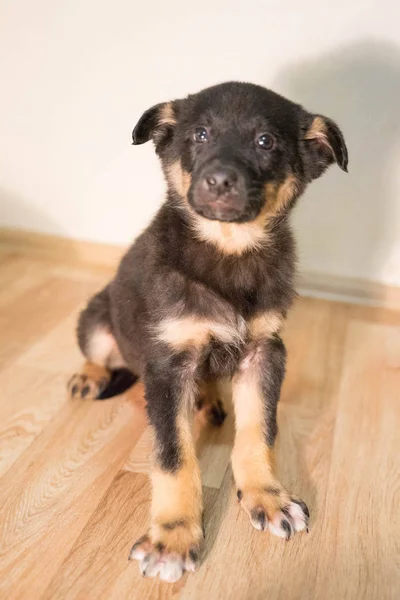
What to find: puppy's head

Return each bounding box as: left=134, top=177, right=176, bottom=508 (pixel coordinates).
left=132, top=82, right=348, bottom=225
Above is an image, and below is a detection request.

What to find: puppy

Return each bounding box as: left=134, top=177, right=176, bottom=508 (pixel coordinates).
left=68, top=82, right=348, bottom=582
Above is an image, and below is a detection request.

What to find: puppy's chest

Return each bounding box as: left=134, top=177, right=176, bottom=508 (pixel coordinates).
left=156, top=312, right=246, bottom=352
left=156, top=309, right=282, bottom=355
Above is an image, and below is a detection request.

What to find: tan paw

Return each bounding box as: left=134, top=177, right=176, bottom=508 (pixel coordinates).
left=129, top=520, right=204, bottom=582
left=237, top=484, right=309, bottom=539
left=196, top=396, right=227, bottom=427
left=204, top=397, right=227, bottom=427
left=67, top=372, right=109, bottom=400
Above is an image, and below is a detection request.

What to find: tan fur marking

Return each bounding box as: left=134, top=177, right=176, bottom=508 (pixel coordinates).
left=248, top=311, right=284, bottom=340
left=276, top=174, right=298, bottom=211
left=304, top=115, right=327, bottom=140
left=230, top=348, right=300, bottom=526
left=231, top=350, right=276, bottom=490
left=67, top=361, right=111, bottom=401
left=156, top=315, right=244, bottom=350
left=198, top=379, right=219, bottom=407
left=192, top=380, right=222, bottom=440
left=81, top=361, right=110, bottom=384
left=264, top=174, right=298, bottom=216
left=87, top=328, right=114, bottom=365
left=87, top=327, right=126, bottom=369
left=151, top=415, right=203, bottom=552
left=191, top=218, right=269, bottom=255
left=166, top=160, right=192, bottom=198
left=232, top=427, right=276, bottom=490
left=304, top=116, right=335, bottom=160
left=159, top=102, right=177, bottom=127
left=232, top=360, right=295, bottom=527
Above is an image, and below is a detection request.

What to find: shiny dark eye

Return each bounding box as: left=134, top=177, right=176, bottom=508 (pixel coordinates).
left=257, top=133, right=275, bottom=150
left=193, top=127, right=209, bottom=143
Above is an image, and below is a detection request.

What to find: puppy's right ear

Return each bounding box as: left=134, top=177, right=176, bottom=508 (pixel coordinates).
left=302, top=114, right=348, bottom=179
left=132, top=102, right=177, bottom=147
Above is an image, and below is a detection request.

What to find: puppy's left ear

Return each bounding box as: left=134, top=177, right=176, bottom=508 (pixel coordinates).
left=132, top=101, right=177, bottom=149
left=303, top=114, right=348, bottom=178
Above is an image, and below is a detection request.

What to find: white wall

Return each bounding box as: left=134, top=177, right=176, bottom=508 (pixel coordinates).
left=1, top=0, right=400, bottom=286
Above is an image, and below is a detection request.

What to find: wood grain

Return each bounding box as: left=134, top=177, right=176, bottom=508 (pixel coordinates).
left=0, top=251, right=399, bottom=600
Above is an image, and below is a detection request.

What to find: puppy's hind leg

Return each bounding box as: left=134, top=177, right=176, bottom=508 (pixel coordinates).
left=68, top=286, right=137, bottom=401
left=196, top=380, right=227, bottom=427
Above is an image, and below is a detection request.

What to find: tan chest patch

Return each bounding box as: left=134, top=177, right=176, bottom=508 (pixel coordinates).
left=156, top=315, right=246, bottom=351
left=155, top=310, right=283, bottom=352
left=190, top=218, right=269, bottom=255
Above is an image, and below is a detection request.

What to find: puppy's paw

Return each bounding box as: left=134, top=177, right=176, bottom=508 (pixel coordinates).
left=196, top=381, right=227, bottom=428
left=204, top=397, right=227, bottom=427
left=129, top=520, right=204, bottom=582
left=237, top=484, right=309, bottom=539
left=67, top=371, right=110, bottom=401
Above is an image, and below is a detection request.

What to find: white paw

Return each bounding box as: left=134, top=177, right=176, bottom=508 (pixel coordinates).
left=129, top=535, right=201, bottom=582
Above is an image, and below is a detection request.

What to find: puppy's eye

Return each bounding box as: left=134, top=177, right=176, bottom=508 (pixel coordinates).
left=257, top=133, right=275, bottom=150
left=193, top=127, right=209, bottom=143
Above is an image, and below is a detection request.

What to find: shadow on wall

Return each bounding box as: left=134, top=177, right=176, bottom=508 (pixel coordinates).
left=274, top=40, right=400, bottom=284
left=1, top=189, right=66, bottom=238
left=0, top=189, right=80, bottom=261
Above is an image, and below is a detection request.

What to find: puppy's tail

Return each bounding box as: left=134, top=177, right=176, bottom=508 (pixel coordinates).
left=97, top=368, right=139, bottom=400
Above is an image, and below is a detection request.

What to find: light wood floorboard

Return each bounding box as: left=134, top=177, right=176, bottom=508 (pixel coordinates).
left=0, top=252, right=399, bottom=599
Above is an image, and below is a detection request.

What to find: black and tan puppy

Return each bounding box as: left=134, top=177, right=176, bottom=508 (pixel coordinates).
left=68, top=82, right=348, bottom=582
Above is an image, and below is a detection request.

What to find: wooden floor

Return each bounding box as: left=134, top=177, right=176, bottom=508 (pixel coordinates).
left=0, top=249, right=399, bottom=600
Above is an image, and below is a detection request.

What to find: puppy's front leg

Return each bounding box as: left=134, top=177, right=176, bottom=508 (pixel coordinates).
left=129, top=353, right=203, bottom=582
left=232, top=334, right=309, bottom=539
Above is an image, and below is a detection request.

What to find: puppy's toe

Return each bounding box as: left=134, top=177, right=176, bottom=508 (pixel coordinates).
left=238, top=484, right=309, bottom=540
left=268, top=498, right=309, bottom=538
left=129, top=528, right=203, bottom=582
left=67, top=372, right=109, bottom=401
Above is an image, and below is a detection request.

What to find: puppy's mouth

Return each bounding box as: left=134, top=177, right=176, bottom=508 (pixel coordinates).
left=188, top=162, right=259, bottom=223
left=189, top=192, right=248, bottom=222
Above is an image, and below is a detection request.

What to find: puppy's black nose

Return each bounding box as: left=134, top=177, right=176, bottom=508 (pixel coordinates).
left=204, top=168, right=238, bottom=194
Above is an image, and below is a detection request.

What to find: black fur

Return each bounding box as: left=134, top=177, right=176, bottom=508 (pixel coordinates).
left=144, top=351, right=193, bottom=471
left=260, top=334, right=287, bottom=447
left=250, top=508, right=267, bottom=531
left=77, top=285, right=111, bottom=357
left=97, top=369, right=138, bottom=400
left=162, top=519, right=187, bottom=530
left=77, top=81, right=348, bottom=473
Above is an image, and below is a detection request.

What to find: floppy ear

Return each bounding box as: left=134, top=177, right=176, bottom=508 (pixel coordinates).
left=132, top=102, right=177, bottom=148
left=303, top=114, right=348, bottom=179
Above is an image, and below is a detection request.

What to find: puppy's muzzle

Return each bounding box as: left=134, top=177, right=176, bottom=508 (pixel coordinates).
left=189, top=161, right=248, bottom=222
